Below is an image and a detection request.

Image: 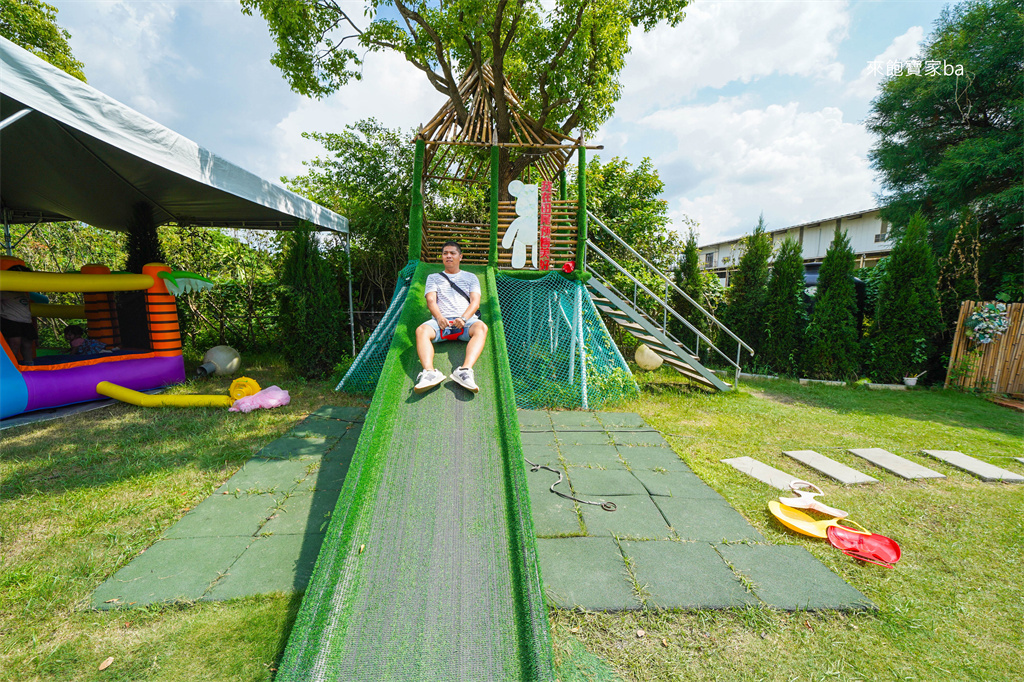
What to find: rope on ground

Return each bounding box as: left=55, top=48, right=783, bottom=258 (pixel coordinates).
left=524, top=457, right=616, bottom=512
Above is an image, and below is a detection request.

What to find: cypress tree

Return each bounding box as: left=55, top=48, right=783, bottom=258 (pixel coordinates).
left=762, top=238, right=806, bottom=375
left=670, top=229, right=707, bottom=341
left=869, top=212, right=942, bottom=382
left=803, top=228, right=859, bottom=380
left=722, top=214, right=773, bottom=357
left=278, top=224, right=345, bottom=378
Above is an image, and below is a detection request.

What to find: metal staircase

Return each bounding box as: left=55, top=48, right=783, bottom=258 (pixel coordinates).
left=584, top=211, right=754, bottom=391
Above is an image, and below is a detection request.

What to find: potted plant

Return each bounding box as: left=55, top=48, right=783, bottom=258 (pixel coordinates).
left=903, top=370, right=925, bottom=387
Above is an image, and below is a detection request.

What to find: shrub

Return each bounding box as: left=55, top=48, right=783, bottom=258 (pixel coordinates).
left=722, top=214, right=773, bottom=358
left=803, top=228, right=860, bottom=380
left=761, top=238, right=805, bottom=375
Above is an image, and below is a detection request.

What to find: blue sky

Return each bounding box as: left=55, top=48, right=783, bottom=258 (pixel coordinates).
left=51, top=0, right=954, bottom=244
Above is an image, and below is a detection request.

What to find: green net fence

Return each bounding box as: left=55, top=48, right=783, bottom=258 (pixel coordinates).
left=337, top=260, right=418, bottom=394
left=494, top=271, right=638, bottom=409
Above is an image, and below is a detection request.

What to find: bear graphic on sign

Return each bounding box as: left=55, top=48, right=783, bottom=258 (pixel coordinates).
left=503, top=180, right=538, bottom=269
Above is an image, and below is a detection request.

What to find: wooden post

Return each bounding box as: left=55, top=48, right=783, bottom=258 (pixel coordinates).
left=408, top=138, right=425, bottom=262
left=576, top=148, right=587, bottom=267
left=489, top=145, right=499, bottom=268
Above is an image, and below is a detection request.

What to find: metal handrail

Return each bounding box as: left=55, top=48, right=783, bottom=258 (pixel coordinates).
left=590, top=269, right=694, bottom=356
left=586, top=241, right=740, bottom=371
left=587, top=210, right=754, bottom=355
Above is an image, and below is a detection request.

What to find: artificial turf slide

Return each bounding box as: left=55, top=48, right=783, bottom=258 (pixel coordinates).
left=276, top=262, right=554, bottom=681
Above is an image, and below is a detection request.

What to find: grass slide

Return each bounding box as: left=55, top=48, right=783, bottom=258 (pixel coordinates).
left=277, top=263, right=554, bottom=681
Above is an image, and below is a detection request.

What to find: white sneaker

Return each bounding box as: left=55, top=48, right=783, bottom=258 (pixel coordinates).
left=414, top=369, right=444, bottom=393
left=450, top=366, right=479, bottom=393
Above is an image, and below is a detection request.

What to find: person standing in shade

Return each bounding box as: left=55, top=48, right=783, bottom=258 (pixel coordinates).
left=414, top=241, right=489, bottom=393
left=0, top=264, right=37, bottom=365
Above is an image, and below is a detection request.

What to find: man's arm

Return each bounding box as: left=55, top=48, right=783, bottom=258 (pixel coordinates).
left=424, top=291, right=447, bottom=328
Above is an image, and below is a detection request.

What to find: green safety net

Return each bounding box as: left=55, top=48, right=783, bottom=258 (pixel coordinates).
left=279, top=263, right=553, bottom=681
left=494, top=271, right=638, bottom=409
left=337, top=260, right=419, bottom=394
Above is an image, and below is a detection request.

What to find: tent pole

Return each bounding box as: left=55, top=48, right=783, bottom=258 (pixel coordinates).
left=3, top=209, right=11, bottom=256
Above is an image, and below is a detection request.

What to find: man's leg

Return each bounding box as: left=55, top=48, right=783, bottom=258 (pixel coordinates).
left=416, top=323, right=437, bottom=370
left=462, top=321, right=488, bottom=369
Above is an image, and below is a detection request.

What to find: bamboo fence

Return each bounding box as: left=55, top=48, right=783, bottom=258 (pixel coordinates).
left=944, top=301, right=1024, bottom=393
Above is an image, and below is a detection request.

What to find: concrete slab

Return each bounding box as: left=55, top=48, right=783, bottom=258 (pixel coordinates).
left=557, top=431, right=613, bottom=446
left=595, top=413, right=651, bottom=430
left=261, top=490, right=341, bottom=535
left=654, top=497, right=764, bottom=543
left=721, top=456, right=798, bottom=490
left=1016, top=457, right=1024, bottom=465
left=537, top=537, right=638, bottom=610
left=549, top=411, right=605, bottom=430
left=93, top=536, right=252, bottom=608
left=631, top=470, right=724, bottom=500
left=718, top=544, right=872, bottom=611
left=517, top=409, right=554, bottom=430
left=568, top=467, right=650, bottom=496
left=204, top=533, right=324, bottom=600
left=921, top=450, right=1024, bottom=482
left=612, top=431, right=669, bottom=447
left=256, top=435, right=338, bottom=460
left=527, top=468, right=585, bottom=537
left=620, top=541, right=756, bottom=609
left=617, top=446, right=689, bottom=471
left=216, top=457, right=317, bottom=494
left=163, top=492, right=279, bottom=539
left=847, top=448, right=945, bottom=480
left=559, top=444, right=626, bottom=469
left=310, top=405, right=366, bottom=421
left=783, top=450, right=879, bottom=485
left=580, top=495, right=674, bottom=540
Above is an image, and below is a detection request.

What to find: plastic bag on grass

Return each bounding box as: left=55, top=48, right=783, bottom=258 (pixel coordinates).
left=229, top=386, right=290, bottom=412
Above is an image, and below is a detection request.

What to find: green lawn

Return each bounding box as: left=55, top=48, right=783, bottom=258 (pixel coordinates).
left=1, top=361, right=1021, bottom=681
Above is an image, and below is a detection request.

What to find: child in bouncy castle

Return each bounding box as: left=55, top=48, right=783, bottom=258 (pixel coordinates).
left=64, top=325, right=109, bottom=356
left=0, top=265, right=37, bottom=365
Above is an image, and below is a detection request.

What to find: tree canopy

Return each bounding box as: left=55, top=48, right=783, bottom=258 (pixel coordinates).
left=867, top=0, right=1022, bottom=299
left=0, top=0, right=85, bottom=80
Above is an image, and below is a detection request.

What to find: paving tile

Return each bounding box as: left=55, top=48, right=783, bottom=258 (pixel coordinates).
left=203, top=534, right=325, bottom=600
left=527, top=467, right=584, bottom=537
left=537, top=537, right=638, bottom=610
left=783, top=450, right=878, bottom=485
left=581, top=495, right=674, bottom=540
left=617, top=446, right=689, bottom=471
left=654, top=497, right=764, bottom=543
left=261, top=490, right=341, bottom=535
left=847, top=448, right=945, bottom=480
left=288, top=417, right=354, bottom=439
left=521, top=443, right=561, bottom=467
left=718, top=544, right=872, bottom=611
left=163, top=492, right=279, bottom=539
left=557, top=431, right=612, bottom=446
left=517, top=409, right=554, bottom=430
left=256, top=435, right=338, bottom=460
left=721, top=456, right=798, bottom=490
left=216, top=457, right=317, bottom=494
left=595, top=413, right=650, bottom=430
left=920, top=450, right=1024, bottom=483
left=611, top=431, right=669, bottom=447
left=559, top=444, right=626, bottom=469
left=521, top=431, right=559, bottom=447
left=549, top=411, right=604, bottom=430
left=568, top=468, right=649, bottom=496
left=631, top=470, right=724, bottom=500
left=309, top=405, right=366, bottom=422
left=323, top=436, right=359, bottom=464
left=620, top=541, right=756, bottom=609
left=295, top=457, right=353, bottom=492
left=93, top=536, right=252, bottom=608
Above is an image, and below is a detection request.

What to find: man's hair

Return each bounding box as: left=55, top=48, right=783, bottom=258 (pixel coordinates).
left=65, top=325, right=85, bottom=337
left=441, top=240, right=462, bottom=255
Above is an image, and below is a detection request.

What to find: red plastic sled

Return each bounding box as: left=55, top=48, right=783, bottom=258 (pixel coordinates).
left=827, top=525, right=902, bottom=568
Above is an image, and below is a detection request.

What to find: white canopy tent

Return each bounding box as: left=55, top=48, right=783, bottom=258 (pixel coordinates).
left=0, top=36, right=354, bottom=350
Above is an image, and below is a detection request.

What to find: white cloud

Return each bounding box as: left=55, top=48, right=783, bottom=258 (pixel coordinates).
left=618, top=0, right=850, bottom=118
left=639, top=98, right=877, bottom=243
left=847, top=26, right=926, bottom=100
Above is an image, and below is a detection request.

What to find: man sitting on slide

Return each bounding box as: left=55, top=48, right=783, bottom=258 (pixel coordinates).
left=414, top=241, right=489, bottom=394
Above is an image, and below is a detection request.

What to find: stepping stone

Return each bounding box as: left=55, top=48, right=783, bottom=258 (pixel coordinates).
left=718, top=544, right=872, bottom=611
left=537, top=537, right=638, bottom=610
left=721, top=456, right=798, bottom=490
left=920, top=450, right=1024, bottom=483
left=203, top=533, right=324, bottom=600
left=847, top=448, right=945, bottom=480
left=620, top=541, right=756, bottom=609
left=580, top=495, right=674, bottom=540
left=654, top=496, right=764, bottom=543
left=783, top=450, right=879, bottom=485
left=1016, top=458, right=1024, bottom=465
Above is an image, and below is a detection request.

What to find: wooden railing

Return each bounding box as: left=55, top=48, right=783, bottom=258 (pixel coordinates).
left=945, top=301, right=1023, bottom=393
left=420, top=200, right=578, bottom=268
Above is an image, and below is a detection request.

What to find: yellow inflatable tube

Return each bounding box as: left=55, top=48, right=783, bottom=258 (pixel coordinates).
left=96, top=381, right=234, bottom=408
left=1, top=270, right=154, bottom=293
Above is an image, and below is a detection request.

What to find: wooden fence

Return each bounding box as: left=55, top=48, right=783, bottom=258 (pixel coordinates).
left=944, top=301, right=1024, bottom=393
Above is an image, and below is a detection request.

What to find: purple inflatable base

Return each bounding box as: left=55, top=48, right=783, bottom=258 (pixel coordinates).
left=22, top=355, right=186, bottom=413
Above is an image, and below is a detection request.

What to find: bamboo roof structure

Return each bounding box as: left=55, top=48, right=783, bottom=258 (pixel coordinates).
left=417, top=65, right=589, bottom=184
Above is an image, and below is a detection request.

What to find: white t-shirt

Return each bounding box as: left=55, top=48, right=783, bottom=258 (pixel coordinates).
left=425, top=270, right=481, bottom=320
left=0, top=291, right=32, bottom=323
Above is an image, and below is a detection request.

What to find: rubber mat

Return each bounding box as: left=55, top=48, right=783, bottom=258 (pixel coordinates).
left=277, top=263, right=553, bottom=681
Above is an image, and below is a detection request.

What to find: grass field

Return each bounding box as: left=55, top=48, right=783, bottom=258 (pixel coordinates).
left=1, top=360, right=1021, bottom=681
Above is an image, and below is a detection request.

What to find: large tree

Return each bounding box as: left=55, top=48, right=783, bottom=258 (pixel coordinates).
left=0, top=0, right=85, bottom=80
left=761, top=237, right=805, bottom=376
left=867, top=0, right=1022, bottom=299
left=242, top=0, right=689, bottom=188
left=802, top=228, right=860, bottom=381
left=721, top=214, right=772, bottom=358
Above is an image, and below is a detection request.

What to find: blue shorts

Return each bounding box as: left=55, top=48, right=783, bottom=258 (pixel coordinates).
left=423, top=316, right=478, bottom=343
